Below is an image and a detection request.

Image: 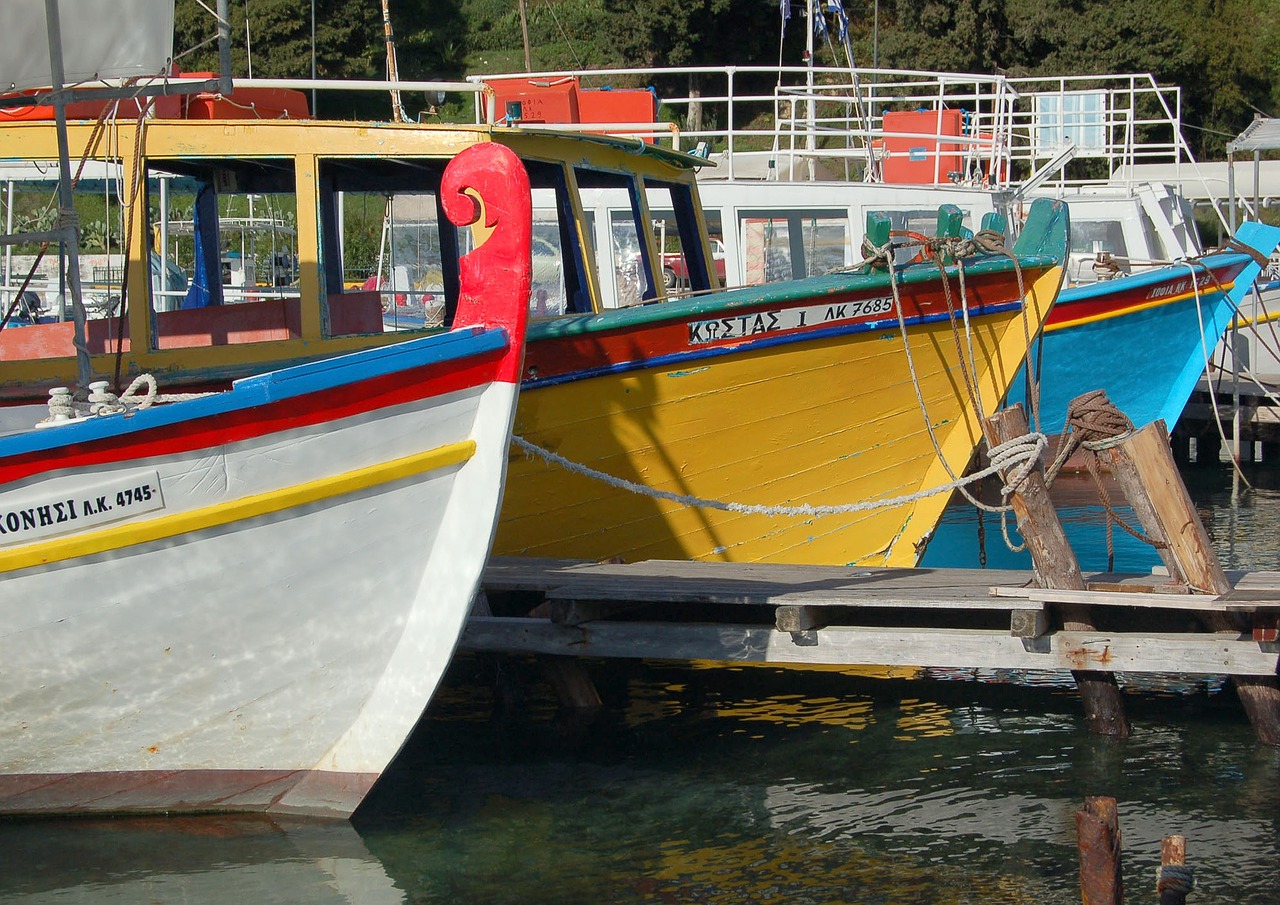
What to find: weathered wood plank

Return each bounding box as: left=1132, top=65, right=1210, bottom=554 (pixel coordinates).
left=545, top=580, right=1049, bottom=610
left=989, top=586, right=1278, bottom=612
left=461, top=617, right=1280, bottom=675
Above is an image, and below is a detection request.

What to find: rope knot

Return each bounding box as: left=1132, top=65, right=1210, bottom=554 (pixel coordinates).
left=1065, top=389, right=1133, bottom=451
left=859, top=235, right=893, bottom=268
left=1155, top=863, right=1194, bottom=895
left=988, top=431, right=1047, bottom=496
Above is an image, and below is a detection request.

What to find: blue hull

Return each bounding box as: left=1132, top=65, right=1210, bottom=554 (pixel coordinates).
left=1008, top=221, right=1280, bottom=435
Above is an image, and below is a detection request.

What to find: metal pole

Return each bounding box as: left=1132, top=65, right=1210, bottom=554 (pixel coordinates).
left=873, top=0, right=878, bottom=69
left=310, top=0, right=317, bottom=114
left=1228, top=151, right=1240, bottom=498
left=43, top=0, right=91, bottom=390
left=217, top=0, right=232, bottom=95
left=4, top=181, right=13, bottom=305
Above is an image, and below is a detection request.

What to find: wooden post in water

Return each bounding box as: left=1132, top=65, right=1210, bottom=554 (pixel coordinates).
left=983, top=405, right=1130, bottom=737
left=1095, top=420, right=1280, bottom=747
left=1157, top=835, right=1193, bottom=905
left=1076, top=796, right=1124, bottom=905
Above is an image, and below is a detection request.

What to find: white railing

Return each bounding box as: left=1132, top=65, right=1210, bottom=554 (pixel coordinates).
left=468, top=66, right=1202, bottom=195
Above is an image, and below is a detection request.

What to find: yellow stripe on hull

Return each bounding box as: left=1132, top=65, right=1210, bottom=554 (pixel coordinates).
left=497, top=266, right=1061, bottom=567
left=0, top=440, right=476, bottom=573
left=1046, top=278, right=1237, bottom=333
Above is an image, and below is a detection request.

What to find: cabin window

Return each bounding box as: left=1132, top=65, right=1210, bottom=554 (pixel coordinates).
left=317, top=157, right=457, bottom=336
left=530, top=197, right=569, bottom=318
left=145, top=157, right=304, bottom=348
left=0, top=155, right=128, bottom=361
left=739, top=209, right=850, bottom=283
left=651, top=206, right=725, bottom=292
left=1068, top=219, right=1129, bottom=284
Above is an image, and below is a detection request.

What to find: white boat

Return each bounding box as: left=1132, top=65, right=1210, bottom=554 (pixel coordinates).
left=0, top=141, right=532, bottom=818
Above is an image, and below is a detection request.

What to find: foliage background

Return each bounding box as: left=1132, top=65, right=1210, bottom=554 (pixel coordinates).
left=174, top=0, right=1279, bottom=158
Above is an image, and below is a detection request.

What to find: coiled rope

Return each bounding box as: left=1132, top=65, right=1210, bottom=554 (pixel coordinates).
left=1155, top=863, right=1194, bottom=897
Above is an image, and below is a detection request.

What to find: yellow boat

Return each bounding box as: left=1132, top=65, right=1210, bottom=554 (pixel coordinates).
left=0, top=91, right=1067, bottom=567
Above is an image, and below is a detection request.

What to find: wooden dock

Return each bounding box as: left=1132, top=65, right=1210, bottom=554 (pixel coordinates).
left=1173, top=375, right=1280, bottom=465
left=463, top=557, right=1280, bottom=677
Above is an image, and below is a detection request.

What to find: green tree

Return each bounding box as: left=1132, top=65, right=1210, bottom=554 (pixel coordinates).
left=173, top=0, right=466, bottom=120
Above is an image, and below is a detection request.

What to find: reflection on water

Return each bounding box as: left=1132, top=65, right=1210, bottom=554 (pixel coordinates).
left=3, top=465, right=1279, bottom=903
left=923, top=465, right=1280, bottom=573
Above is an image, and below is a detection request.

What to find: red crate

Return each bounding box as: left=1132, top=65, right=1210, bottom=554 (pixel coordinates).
left=881, top=109, right=964, bottom=185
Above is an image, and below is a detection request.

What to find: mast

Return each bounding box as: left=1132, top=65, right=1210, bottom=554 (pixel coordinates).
left=43, top=0, right=92, bottom=391
left=381, top=0, right=408, bottom=122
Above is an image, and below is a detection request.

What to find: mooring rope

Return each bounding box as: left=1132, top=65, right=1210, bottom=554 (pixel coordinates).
left=511, top=431, right=1044, bottom=522
left=43, top=375, right=216, bottom=424
left=1047, top=388, right=1167, bottom=570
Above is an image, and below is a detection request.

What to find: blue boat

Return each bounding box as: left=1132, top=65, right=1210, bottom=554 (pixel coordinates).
left=1007, top=221, right=1280, bottom=436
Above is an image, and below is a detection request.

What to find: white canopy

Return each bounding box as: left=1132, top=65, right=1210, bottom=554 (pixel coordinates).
left=0, top=0, right=174, bottom=92
left=1228, top=116, right=1280, bottom=154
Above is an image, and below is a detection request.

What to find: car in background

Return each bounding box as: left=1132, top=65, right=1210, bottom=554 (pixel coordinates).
left=661, top=236, right=726, bottom=290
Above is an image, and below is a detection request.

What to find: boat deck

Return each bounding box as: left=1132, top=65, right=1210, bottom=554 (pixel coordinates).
left=464, top=557, right=1280, bottom=676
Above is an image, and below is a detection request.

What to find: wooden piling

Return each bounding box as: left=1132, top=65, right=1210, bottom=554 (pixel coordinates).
left=1158, top=835, right=1193, bottom=905
left=1096, top=420, right=1280, bottom=747
left=983, top=405, right=1129, bottom=737
left=1076, top=795, right=1123, bottom=905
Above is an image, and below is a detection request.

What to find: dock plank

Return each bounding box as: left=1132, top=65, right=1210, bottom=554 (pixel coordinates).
left=461, top=617, right=1280, bottom=676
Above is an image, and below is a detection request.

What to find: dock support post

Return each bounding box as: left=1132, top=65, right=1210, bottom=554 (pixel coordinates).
left=540, top=656, right=603, bottom=712
left=1076, top=796, right=1124, bottom=905
left=1097, top=420, right=1280, bottom=747
left=1158, top=835, right=1193, bottom=905
left=983, top=405, right=1129, bottom=737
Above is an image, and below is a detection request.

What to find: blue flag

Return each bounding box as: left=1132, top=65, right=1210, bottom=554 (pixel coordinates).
left=826, top=0, right=848, bottom=40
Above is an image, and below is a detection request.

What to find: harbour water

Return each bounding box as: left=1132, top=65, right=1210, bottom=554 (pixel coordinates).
left=2, top=464, right=1278, bottom=904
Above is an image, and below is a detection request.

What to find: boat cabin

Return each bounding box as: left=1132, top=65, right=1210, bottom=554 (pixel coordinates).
left=0, top=118, right=721, bottom=401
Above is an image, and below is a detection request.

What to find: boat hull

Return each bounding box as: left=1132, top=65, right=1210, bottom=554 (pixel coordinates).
left=496, top=259, right=1064, bottom=567
left=1010, top=222, right=1280, bottom=436
left=0, top=331, right=520, bottom=819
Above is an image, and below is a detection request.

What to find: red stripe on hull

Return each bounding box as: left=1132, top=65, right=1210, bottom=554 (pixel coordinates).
left=1047, top=259, right=1247, bottom=328
left=525, top=268, right=1041, bottom=382
left=0, top=349, right=505, bottom=485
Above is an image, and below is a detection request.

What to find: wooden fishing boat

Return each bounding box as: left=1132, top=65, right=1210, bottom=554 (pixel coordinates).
left=0, top=141, right=531, bottom=818
left=0, top=83, right=1067, bottom=570
left=472, top=67, right=1280, bottom=441
left=1006, top=221, right=1280, bottom=435
left=496, top=201, right=1067, bottom=566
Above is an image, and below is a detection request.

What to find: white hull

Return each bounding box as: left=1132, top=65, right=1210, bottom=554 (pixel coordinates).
left=0, top=362, right=518, bottom=817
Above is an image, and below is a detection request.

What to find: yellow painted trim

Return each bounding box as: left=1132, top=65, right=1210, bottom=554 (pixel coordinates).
left=1232, top=307, right=1280, bottom=329
left=295, top=152, right=323, bottom=341
left=0, top=439, right=475, bottom=574
left=1046, top=279, right=1237, bottom=333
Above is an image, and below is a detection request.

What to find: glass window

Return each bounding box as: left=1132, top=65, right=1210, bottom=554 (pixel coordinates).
left=0, top=155, right=128, bottom=361
left=148, top=156, right=304, bottom=347
left=740, top=210, right=850, bottom=284
left=1033, top=91, right=1107, bottom=158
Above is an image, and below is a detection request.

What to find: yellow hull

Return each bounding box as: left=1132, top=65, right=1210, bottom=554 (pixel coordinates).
left=496, top=265, right=1062, bottom=566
